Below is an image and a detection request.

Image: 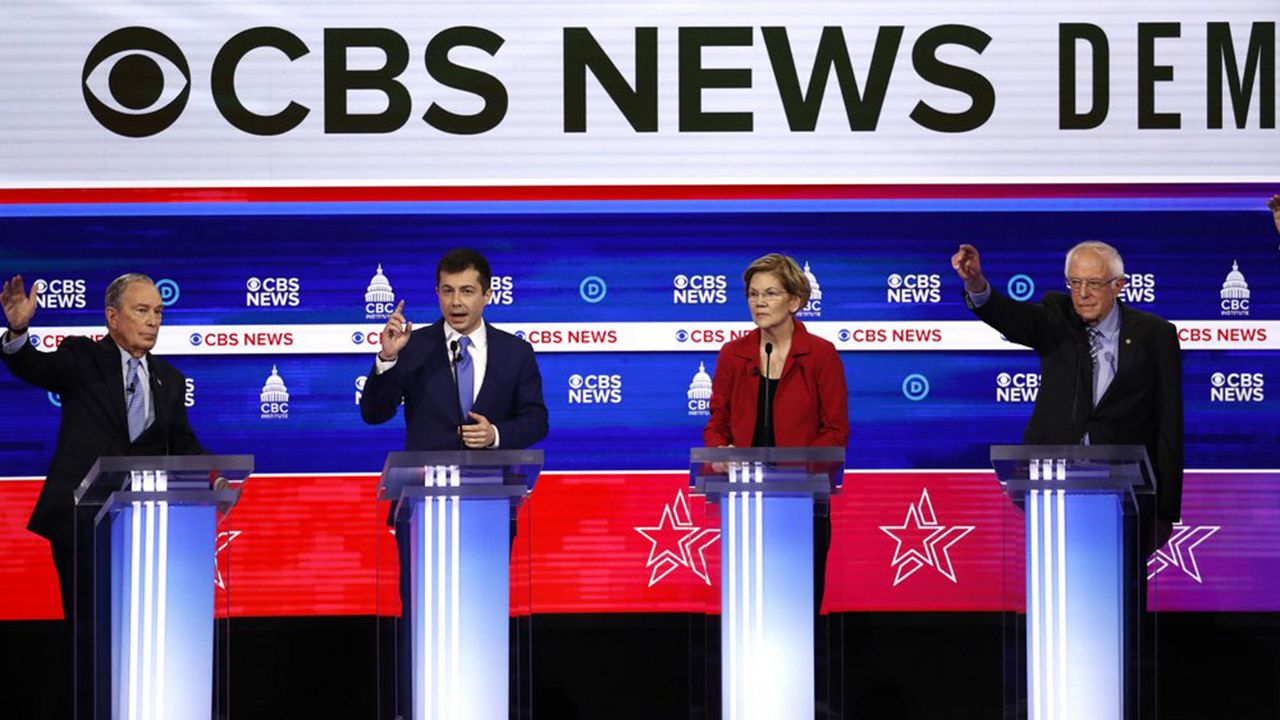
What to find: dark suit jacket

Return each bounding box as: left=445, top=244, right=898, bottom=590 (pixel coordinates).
left=703, top=319, right=849, bottom=448
left=359, top=319, right=549, bottom=450
left=971, top=289, right=1184, bottom=524
left=2, top=335, right=206, bottom=546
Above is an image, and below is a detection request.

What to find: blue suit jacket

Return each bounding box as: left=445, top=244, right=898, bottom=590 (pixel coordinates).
left=359, top=319, right=548, bottom=450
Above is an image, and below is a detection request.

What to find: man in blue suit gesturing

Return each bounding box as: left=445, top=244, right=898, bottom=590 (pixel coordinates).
left=360, top=247, right=548, bottom=451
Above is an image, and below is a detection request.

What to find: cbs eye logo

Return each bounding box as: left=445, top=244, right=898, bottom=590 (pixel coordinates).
left=82, top=27, right=190, bottom=138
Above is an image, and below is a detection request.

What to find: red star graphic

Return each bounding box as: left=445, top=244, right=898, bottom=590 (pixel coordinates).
left=635, top=505, right=699, bottom=572
left=879, top=489, right=974, bottom=586
left=880, top=503, right=944, bottom=568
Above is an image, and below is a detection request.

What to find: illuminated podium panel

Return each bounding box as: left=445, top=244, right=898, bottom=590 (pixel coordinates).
left=992, top=445, right=1154, bottom=720
left=377, top=450, right=541, bottom=720
left=689, top=447, right=845, bottom=720
left=74, top=454, right=252, bottom=720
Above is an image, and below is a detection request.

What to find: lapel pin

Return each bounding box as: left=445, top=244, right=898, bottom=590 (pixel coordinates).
left=1125, top=338, right=1131, bottom=345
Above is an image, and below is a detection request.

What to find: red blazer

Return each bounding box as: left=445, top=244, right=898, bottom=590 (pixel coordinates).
left=703, top=320, right=849, bottom=448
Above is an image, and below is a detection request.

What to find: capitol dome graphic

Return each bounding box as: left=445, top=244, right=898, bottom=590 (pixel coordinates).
left=688, top=361, right=713, bottom=401
left=365, top=263, right=395, bottom=304
left=803, top=261, right=822, bottom=301
left=1220, top=260, right=1249, bottom=300
left=260, top=365, right=290, bottom=403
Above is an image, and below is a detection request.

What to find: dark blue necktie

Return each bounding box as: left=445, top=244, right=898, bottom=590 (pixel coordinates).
left=456, top=335, right=474, bottom=420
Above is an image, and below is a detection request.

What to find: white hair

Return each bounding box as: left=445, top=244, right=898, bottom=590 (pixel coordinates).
left=104, top=273, right=155, bottom=309
left=1064, top=241, right=1124, bottom=279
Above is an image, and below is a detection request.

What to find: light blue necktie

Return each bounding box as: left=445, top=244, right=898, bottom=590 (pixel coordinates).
left=126, top=358, right=146, bottom=442
left=456, top=336, right=474, bottom=420
left=1087, top=327, right=1115, bottom=407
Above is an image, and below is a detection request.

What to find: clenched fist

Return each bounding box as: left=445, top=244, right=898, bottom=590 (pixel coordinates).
left=950, top=244, right=989, bottom=295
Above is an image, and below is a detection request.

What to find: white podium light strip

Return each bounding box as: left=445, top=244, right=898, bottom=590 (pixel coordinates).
left=732, top=461, right=742, bottom=720
left=450, top=466, right=461, bottom=720
left=127, top=475, right=143, bottom=719
left=747, top=461, right=757, bottom=712
left=1028, top=460, right=1071, bottom=720
left=1029, top=486, right=1041, bottom=720
left=416, top=465, right=464, bottom=720
left=435, top=476, right=446, bottom=720
left=1055, top=484, right=1068, bottom=720
left=1042, top=485, right=1055, bottom=720
left=740, top=481, right=750, bottom=720
left=424, top=468, right=440, bottom=720
left=724, top=463, right=767, bottom=720
left=120, top=471, right=171, bottom=720
left=155, top=480, right=170, bottom=720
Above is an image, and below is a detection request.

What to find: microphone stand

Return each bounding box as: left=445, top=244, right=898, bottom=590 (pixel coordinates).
left=762, top=342, right=773, bottom=447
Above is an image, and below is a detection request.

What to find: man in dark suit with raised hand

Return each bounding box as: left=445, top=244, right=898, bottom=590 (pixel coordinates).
left=359, top=248, right=547, bottom=717
left=951, top=241, right=1183, bottom=549
left=2, top=272, right=207, bottom=718
left=360, top=248, right=548, bottom=449
left=953, top=240, right=1182, bottom=717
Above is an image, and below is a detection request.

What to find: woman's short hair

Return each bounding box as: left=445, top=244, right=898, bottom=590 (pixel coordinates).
left=742, top=253, right=811, bottom=308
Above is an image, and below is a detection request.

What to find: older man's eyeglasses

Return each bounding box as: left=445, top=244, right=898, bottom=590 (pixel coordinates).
left=1065, top=277, right=1118, bottom=293
left=747, top=289, right=789, bottom=303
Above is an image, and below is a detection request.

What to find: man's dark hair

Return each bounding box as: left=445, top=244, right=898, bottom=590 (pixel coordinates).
left=436, top=248, right=492, bottom=291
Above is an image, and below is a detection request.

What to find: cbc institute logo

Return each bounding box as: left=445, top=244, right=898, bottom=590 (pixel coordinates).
left=363, top=264, right=396, bottom=320
left=687, top=362, right=712, bottom=416
left=796, top=262, right=823, bottom=318
left=259, top=365, right=290, bottom=419
left=1220, top=261, right=1250, bottom=317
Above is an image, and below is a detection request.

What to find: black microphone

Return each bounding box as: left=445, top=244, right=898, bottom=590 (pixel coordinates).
left=449, top=339, right=465, bottom=449
left=762, top=342, right=774, bottom=447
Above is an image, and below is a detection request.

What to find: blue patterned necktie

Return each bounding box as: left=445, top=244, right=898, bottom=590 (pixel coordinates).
left=456, top=335, right=474, bottom=420
left=126, top=358, right=146, bottom=442
left=1087, top=327, right=1114, bottom=407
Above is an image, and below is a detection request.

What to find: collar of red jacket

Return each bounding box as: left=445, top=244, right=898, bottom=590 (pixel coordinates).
left=731, top=318, right=814, bottom=360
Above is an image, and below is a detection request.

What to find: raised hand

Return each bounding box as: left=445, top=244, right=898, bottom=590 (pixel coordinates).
left=378, top=300, right=411, bottom=361
left=1, top=275, right=38, bottom=334
left=950, top=244, right=989, bottom=294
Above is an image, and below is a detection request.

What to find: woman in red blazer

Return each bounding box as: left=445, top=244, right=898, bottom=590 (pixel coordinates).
left=703, top=254, right=849, bottom=448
